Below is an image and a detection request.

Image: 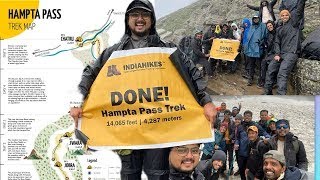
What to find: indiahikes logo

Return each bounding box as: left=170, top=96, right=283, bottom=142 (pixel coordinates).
left=106, top=65, right=121, bottom=77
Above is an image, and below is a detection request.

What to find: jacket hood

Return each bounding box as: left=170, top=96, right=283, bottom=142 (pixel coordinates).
left=242, top=18, right=251, bottom=29
left=231, top=23, right=239, bottom=30
left=125, top=0, right=157, bottom=36
left=260, top=0, right=269, bottom=6
left=252, top=16, right=260, bottom=25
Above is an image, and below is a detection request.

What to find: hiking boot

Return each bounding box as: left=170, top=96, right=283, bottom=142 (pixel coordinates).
left=257, top=83, right=264, bottom=89
left=264, top=90, right=273, bottom=95
left=234, top=170, right=240, bottom=176
left=247, top=79, right=253, bottom=86
left=107, top=66, right=113, bottom=77
left=112, top=65, right=121, bottom=75
left=242, top=72, right=249, bottom=79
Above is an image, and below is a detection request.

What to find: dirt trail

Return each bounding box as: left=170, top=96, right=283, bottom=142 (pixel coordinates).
left=205, top=71, right=295, bottom=95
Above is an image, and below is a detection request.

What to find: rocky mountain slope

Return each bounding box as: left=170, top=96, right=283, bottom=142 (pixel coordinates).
left=157, top=0, right=319, bottom=43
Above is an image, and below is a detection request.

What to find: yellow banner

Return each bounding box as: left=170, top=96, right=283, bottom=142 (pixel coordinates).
left=210, top=39, right=240, bottom=61
left=79, top=47, right=212, bottom=149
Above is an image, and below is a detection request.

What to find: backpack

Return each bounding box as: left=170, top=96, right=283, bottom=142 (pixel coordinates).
left=301, top=42, right=320, bottom=60
left=178, top=35, right=195, bottom=61
left=301, top=27, right=320, bottom=60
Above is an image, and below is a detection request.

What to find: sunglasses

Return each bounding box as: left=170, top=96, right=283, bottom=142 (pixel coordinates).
left=276, top=124, right=289, bottom=129
left=174, top=147, right=201, bottom=157
left=128, top=12, right=151, bottom=19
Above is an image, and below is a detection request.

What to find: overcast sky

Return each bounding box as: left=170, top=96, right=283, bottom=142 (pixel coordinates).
left=155, top=0, right=198, bottom=19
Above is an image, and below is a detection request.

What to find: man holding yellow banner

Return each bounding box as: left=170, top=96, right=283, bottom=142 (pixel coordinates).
left=70, top=0, right=217, bottom=179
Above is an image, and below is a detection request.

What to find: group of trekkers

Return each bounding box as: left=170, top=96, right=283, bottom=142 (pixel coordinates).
left=196, top=102, right=309, bottom=180
left=182, top=0, right=307, bottom=95
left=169, top=102, right=312, bottom=180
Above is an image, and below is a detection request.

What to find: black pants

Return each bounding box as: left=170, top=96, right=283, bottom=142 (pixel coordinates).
left=243, top=54, right=250, bottom=75
left=264, top=53, right=298, bottom=95
left=209, top=58, right=217, bottom=73
left=247, top=56, right=262, bottom=82
left=195, top=57, right=213, bottom=76
left=237, top=155, right=248, bottom=180
left=119, top=148, right=170, bottom=180
left=260, top=54, right=273, bottom=85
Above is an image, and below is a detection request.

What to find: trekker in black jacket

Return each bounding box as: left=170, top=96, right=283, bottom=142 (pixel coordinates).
left=169, top=144, right=205, bottom=180
left=259, top=20, right=276, bottom=89
left=197, top=150, right=226, bottom=180
left=191, top=30, right=213, bottom=77
left=245, top=126, right=270, bottom=180
left=69, top=0, right=217, bottom=179
left=266, top=119, right=308, bottom=171
left=264, top=0, right=306, bottom=95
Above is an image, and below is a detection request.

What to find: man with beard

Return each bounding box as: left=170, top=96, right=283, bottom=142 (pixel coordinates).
left=266, top=119, right=308, bottom=171
left=280, top=0, right=306, bottom=30
left=169, top=144, right=204, bottom=180
left=246, top=0, right=277, bottom=24
left=264, top=0, right=306, bottom=95
left=263, top=150, right=310, bottom=180
left=69, top=0, right=217, bottom=179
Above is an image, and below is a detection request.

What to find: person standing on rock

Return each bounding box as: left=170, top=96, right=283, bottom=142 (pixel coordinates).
left=245, top=0, right=278, bottom=24
left=266, top=119, right=308, bottom=171
left=191, top=29, right=214, bottom=78
left=241, top=18, right=252, bottom=79
left=69, top=0, right=217, bottom=179
left=203, top=24, right=218, bottom=78
left=216, top=24, right=234, bottom=74
left=244, top=15, right=267, bottom=86
left=264, top=0, right=306, bottom=95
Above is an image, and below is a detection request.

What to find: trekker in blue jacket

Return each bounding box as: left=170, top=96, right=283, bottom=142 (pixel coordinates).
left=244, top=15, right=267, bottom=86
